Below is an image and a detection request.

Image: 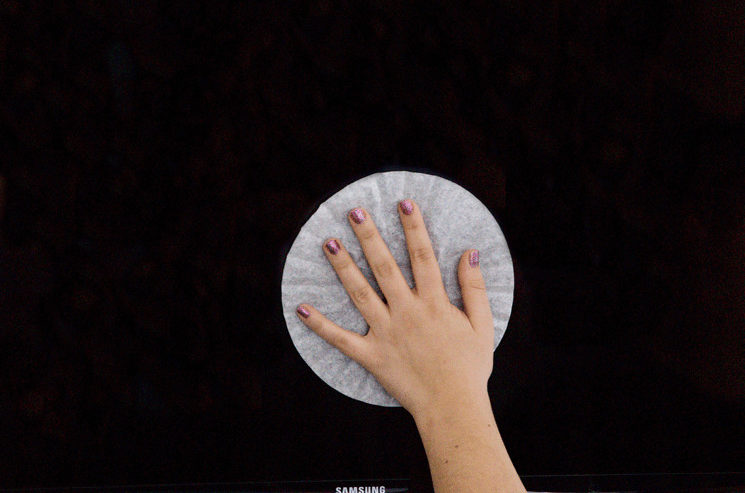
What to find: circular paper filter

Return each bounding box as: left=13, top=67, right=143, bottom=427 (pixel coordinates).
left=281, top=171, right=514, bottom=406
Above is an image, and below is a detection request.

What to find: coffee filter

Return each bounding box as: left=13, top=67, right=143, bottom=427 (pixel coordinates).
left=281, top=171, right=514, bottom=406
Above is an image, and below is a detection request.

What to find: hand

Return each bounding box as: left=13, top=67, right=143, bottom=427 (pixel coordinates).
left=296, top=199, right=495, bottom=419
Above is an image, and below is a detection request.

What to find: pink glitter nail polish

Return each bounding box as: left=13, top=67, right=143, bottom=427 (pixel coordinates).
left=469, top=250, right=480, bottom=267
left=325, top=239, right=340, bottom=254
left=350, top=208, right=366, bottom=224
left=399, top=199, right=414, bottom=215
left=297, top=305, right=310, bottom=318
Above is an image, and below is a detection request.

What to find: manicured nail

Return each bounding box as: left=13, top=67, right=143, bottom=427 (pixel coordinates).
left=325, top=239, right=340, bottom=255
left=399, top=199, right=414, bottom=215
left=350, top=208, right=366, bottom=224
left=296, top=305, right=310, bottom=318
left=469, top=250, right=480, bottom=267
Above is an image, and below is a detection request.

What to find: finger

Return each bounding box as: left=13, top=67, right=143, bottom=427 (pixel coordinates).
left=322, top=237, right=390, bottom=328
left=457, top=249, right=494, bottom=332
left=348, top=207, right=413, bottom=307
left=398, top=198, right=447, bottom=301
left=296, top=303, right=372, bottom=366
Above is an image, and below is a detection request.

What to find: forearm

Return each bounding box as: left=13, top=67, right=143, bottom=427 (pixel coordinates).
left=413, top=391, right=527, bottom=493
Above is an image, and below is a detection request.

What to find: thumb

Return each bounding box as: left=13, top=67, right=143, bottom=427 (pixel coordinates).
left=295, top=303, right=373, bottom=368
left=457, top=249, right=494, bottom=332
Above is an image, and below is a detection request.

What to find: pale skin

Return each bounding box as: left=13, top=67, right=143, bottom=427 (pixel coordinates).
left=296, top=199, right=527, bottom=493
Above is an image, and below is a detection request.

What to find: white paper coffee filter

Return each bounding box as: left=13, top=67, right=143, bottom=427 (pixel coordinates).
left=281, top=171, right=514, bottom=407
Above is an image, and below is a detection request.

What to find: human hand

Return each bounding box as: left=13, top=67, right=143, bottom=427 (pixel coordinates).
left=296, top=199, right=495, bottom=419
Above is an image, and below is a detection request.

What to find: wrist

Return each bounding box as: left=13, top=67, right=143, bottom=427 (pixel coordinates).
left=412, top=387, right=493, bottom=433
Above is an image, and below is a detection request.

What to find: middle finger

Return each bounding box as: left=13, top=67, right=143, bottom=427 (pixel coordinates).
left=348, top=206, right=414, bottom=308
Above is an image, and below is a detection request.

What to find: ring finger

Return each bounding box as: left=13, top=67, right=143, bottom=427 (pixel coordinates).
left=322, top=237, right=390, bottom=329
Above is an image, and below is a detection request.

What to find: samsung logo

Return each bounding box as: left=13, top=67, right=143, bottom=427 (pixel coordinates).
left=335, top=487, right=385, bottom=493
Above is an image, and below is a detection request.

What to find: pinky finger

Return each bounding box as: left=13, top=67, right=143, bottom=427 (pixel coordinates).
left=296, top=304, right=371, bottom=366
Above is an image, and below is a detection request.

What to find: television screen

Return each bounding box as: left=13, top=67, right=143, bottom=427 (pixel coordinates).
left=1, top=2, right=743, bottom=492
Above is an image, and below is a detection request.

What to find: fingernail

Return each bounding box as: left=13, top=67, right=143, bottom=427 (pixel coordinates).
left=469, top=250, right=480, bottom=267
left=350, top=208, right=366, bottom=224
left=325, top=239, right=340, bottom=255
left=399, top=199, right=414, bottom=215
left=296, top=305, right=310, bottom=318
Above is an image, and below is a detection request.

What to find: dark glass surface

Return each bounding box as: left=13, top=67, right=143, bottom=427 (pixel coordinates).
left=0, top=1, right=743, bottom=491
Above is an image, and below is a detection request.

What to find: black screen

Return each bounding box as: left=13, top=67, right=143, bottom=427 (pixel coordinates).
left=1, top=1, right=743, bottom=491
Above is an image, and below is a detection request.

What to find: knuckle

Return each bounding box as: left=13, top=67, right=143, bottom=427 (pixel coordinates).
left=411, top=246, right=435, bottom=264
left=351, top=285, right=372, bottom=305
left=319, top=321, right=349, bottom=349
left=334, top=256, right=355, bottom=272
left=466, top=278, right=487, bottom=291
left=372, top=260, right=395, bottom=279
left=400, top=309, right=430, bottom=328
left=327, top=329, right=347, bottom=349
left=364, top=350, right=384, bottom=373
left=421, top=294, right=447, bottom=313
left=359, top=228, right=377, bottom=241
left=420, top=288, right=448, bottom=304
left=404, top=219, right=421, bottom=231
left=326, top=334, right=351, bottom=355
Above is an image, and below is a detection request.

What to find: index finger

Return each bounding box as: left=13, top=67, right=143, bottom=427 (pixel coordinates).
left=348, top=207, right=413, bottom=308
